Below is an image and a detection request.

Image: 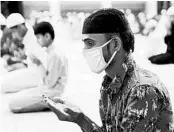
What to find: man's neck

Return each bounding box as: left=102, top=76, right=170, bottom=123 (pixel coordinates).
left=106, top=50, right=128, bottom=80
left=105, top=61, right=126, bottom=81
left=46, top=40, right=53, bottom=48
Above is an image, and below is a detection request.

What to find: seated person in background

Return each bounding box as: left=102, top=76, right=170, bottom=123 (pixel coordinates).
left=1, top=28, right=27, bottom=71
left=142, top=19, right=158, bottom=36
left=1, top=13, right=47, bottom=93
left=8, top=21, right=68, bottom=113
left=148, top=7, right=174, bottom=64
left=6, top=13, right=47, bottom=68
left=0, top=13, right=6, bottom=38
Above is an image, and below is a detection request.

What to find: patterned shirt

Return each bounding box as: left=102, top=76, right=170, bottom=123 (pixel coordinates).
left=98, top=55, right=174, bottom=132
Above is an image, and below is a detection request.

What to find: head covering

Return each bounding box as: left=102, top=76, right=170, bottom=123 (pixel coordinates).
left=6, top=13, right=25, bottom=28
left=167, top=6, right=174, bottom=16
left=0, top=13, right=6, bottom=26
left=82, top=8, right=131, bottom=34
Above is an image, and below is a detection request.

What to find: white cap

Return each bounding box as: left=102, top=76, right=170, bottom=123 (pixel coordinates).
left=6, top=13, right=25, bottom=28
left=0, top=13, right=6, bottom=26
left=167, top=7, right=174, bottom=16
left=145, top=19, right=157, bottom=29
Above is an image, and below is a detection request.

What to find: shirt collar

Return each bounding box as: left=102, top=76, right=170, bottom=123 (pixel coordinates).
left=102, top=53, right=136, bottom=94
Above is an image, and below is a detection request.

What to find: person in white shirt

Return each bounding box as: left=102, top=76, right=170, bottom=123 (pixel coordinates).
left=6, top=13, right=47, bottom=67
left=8, top=21, right=68, bottom=113
left=1, top=13, right=47, bottom=93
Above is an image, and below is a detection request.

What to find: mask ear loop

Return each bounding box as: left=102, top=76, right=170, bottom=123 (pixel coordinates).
left=104, top=40, right=121, bottom=70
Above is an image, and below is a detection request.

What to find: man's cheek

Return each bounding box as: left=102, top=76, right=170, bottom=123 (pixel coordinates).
left=37, top=39, right=41, bottom=45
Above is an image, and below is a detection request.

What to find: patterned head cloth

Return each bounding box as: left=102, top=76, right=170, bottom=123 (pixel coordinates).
left=82, top=8, right=131, bottom=34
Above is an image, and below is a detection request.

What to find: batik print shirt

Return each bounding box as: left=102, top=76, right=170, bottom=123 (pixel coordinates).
left=98, top=57, right=174, bottom=132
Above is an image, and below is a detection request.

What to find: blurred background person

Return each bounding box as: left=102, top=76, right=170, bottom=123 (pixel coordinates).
left=1, top=28, right=27, bottom=72
left=137, top=12, right=147, bottom=34
left=0, top=13, right=6, bottom=38
left=8, top=21, right=68, bottom=113
left=1, top=13, right=47, bottom=93
left=148, top=6, right=174, bottom=64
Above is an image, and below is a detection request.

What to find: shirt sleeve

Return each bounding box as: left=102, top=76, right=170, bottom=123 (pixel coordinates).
left=43, top=54, right=63, bottom=88
left=121, top=84, right=174, bottom=132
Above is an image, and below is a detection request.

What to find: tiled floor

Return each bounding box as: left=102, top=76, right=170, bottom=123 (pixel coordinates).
left=1, top=34, right=174, bottom=132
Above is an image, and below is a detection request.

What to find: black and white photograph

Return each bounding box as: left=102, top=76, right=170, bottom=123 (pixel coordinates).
left=1, top=1, right=174, bottom=132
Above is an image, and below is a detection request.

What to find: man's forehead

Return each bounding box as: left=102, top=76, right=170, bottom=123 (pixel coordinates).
left=82, top=34, right=106, bottom=41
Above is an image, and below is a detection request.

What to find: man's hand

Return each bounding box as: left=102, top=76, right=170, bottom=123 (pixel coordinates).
left=43, top=95, right=84, bottom=125
left=29, top=54, right=42, bottom=66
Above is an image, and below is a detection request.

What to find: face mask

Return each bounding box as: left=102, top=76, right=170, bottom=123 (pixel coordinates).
left=83, top=39, right=119, bottom=74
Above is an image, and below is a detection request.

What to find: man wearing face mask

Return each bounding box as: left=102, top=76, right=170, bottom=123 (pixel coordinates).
left=43, top=8, right=174, bottom=132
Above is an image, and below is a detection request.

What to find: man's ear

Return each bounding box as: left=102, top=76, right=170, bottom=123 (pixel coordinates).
left=113, top=37, right=121, bottom=51
left=45, top=33, right=51, bottom=40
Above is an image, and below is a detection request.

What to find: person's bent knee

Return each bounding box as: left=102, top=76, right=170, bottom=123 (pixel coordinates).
left=8, top=100, right=22, bottom=113
left=9, top=107, right=22, bottom=113
left=8, top=97, right=48, bottom=113
left=9, top=104, right=21, bottom=113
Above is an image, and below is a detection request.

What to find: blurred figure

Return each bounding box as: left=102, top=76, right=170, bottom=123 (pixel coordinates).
left=8, top=22, right=68, bottom=113
left=37, top=11, right=51, bottom=23
left=28, top=10, right=38, bottom=27
left=148, top=7, right=174, bottom=64
left=6, top=13, right=47, bottom=67
left=155, top=9, right=169, bottom=37
left=125, top=9, right=139, bottom=33
left=1, top=28, right=27, bottom=72
left=143, top=9, right=169, bottom=58
left=143, top=19, right=158, bottom=36
left=137, top=12, right=147, bottom=34
left=68, top=12, right=81, bottom=39
left=0, top=13, right=6, bottom=38
left=1, top=13, right=47, bottom=93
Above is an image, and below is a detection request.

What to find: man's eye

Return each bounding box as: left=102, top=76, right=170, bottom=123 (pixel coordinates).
left=86, top=41, right=94, bottom=47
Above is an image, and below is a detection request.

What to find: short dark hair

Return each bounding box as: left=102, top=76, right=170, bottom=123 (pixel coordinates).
left=105, top=31, right=135, bottom=53
left=34, top=22, right=55, bottom=40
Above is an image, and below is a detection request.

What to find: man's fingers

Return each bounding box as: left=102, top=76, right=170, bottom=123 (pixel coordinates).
left=44, top=98, right=73, bottom=121
left=45, top=98, right=66, bottom=116
left=63, top=108, right=75, bottom=115
left=44, top=97, right=58, bottom=112
left=53, top=97, right=65, bottom=104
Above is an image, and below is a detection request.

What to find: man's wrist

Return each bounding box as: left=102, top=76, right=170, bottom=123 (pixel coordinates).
left=76, top=113, right=88, bottom=129
left=76, top=113, right=95, bottom=132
